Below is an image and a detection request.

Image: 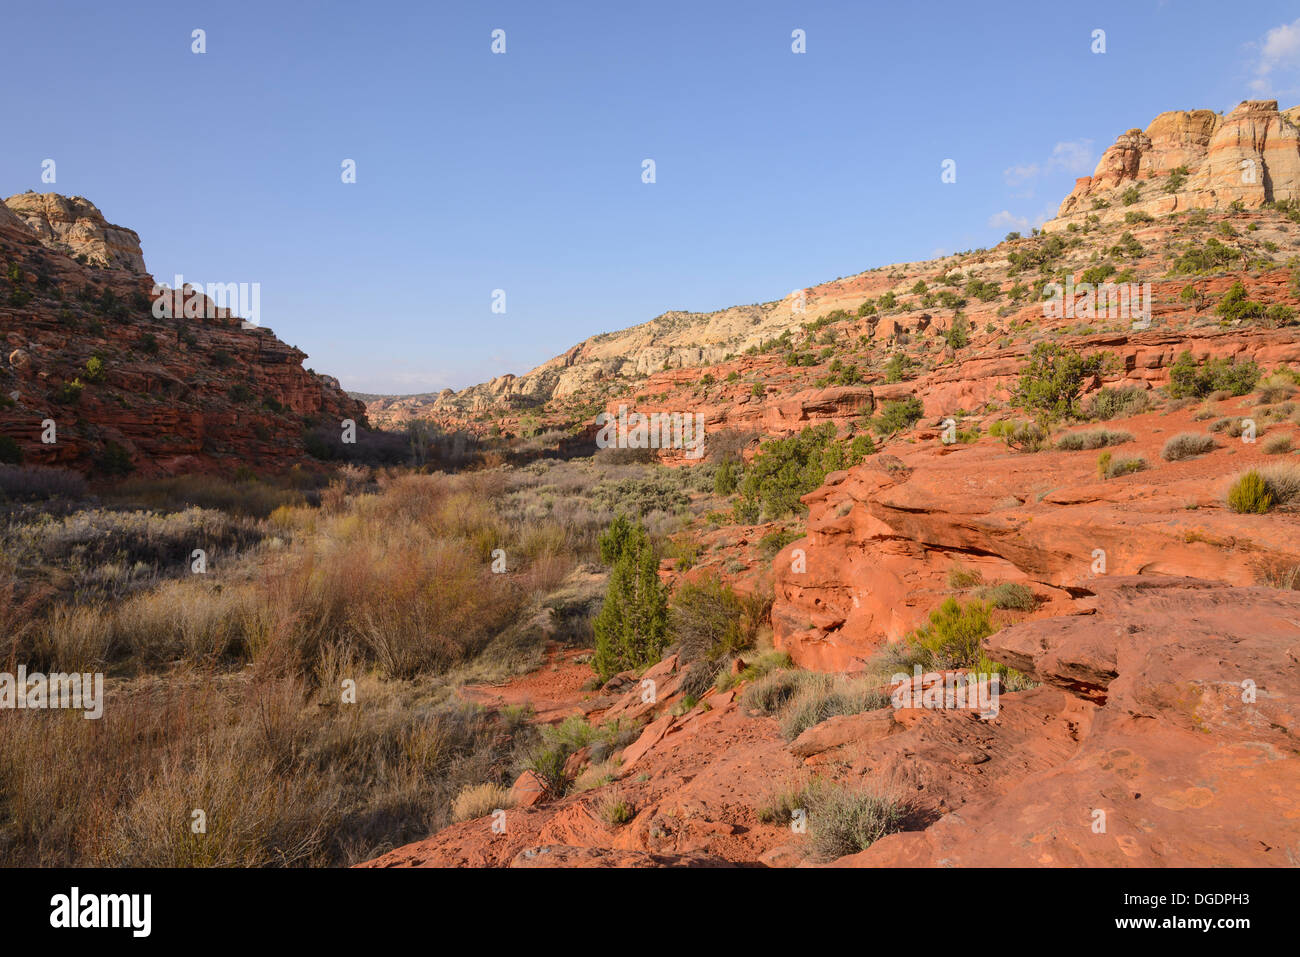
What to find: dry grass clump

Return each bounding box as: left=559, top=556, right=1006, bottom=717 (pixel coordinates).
left=1096, top=452, right=1149, bottom=479
left=1260, top=462, right=1300, bottom=504
left=1161, top=432, right=1218, bottom=461
left=738, top=668, right=888, bottom=740
left=1255, top=374, right=1298, bottom=405
left=946, top=564, right=983, bottom=589
left=1055, top=428, right=1133, bottom=451
left=978, top=581, right=1036, bottom=610
left=1263, top=433, right=1294, bottom=455
left=776, top=674, right=890, bottom=741
left=759, top=776, right=910, bottom=862
left=595, top=788, right=635, bottom=826
left=451, top=783, right=515, bottom=823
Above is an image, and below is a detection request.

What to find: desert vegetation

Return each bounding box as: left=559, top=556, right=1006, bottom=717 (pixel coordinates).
left=0, top=452, right=728, bottom=866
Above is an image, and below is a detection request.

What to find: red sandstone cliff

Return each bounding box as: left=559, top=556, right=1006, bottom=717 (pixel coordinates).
left=0, top=193, right=365, bottom=477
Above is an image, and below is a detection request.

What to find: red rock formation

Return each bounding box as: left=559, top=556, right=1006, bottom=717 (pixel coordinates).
left=771, top=390, right=1300, bottom=671
left=1050, top=100, right=1300, bottom=229
left=0, top=194, right=365, bottom=476
left=839, top=577, right=1300, bottom=867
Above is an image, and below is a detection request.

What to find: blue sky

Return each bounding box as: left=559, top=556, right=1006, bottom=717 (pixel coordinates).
left=6, top=0, right=1300, bottom=393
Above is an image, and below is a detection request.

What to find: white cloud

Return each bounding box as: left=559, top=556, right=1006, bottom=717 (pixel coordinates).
left=988, top=210, right=1029, bottom=233
left=1003, top=163, right=1040, bottom=187
left=1047, top=140, right=1095, bottom=175
left=1003, top=139, right=1095, bottom=188
left=1250, top=18, right=1300, bottom=95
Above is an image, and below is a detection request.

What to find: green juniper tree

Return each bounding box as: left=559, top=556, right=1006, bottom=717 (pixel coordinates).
left=592, top=516, right=668, bottom=681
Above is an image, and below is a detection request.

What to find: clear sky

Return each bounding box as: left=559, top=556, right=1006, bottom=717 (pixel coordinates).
left=6, top=1, right=1300, bottom=394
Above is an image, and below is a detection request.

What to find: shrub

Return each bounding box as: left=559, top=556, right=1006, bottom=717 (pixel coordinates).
left=737, top=423, right=870, bottom=520
left=680, top=658, right=724, bottom=699
left=1263, top=433, right=1294, bottom=455
left=1168, top=237, right=1239, bottom=276
left=1227, top=471, right=1272, bottom=513
left=1255, top=374, right=1298, bottom=404
left=1259, top=462, right=1300, bottom=505
left=965, top=279, right=1001, bottom=302
left=108, top=474, right=305, bottom=518
left=883, top=353, right=915, bottom=383
left=1056, top=428, right=1133, bottom=451
left=872, top=395, right=924, bottom=437
left=0, top=465, right=87, bottom=501
left=1214, top=282, right=1265, bottom=323
left=901, top=597, right=994, bottom=670
left=713, top=457, right=738, bottom=495
left=592, top=517, right=668, bottom=681
left=946, top=565, right=983, bottom=589
left=1167, top=351, right=1261, bottom=398
left=943, top=313, right=970, bottom=349
left=994, top=420, right=1049, bottom=453
left=55, top=379, right=84, bottom=405
left=0, top=435, right=23, bottom=465
left=741, top=668, right=806, bottom=714
left=716, top=650, right=791, bottom=692
left=1086, top=386, right=1149, bottom=420
left=96, top=440, right=134, bottom=476
left=1097, top=453, right=1147, bottom=479
left=1014, top=343, right=1110, bottom=419
left=596, top=790, right=635, bottom=826
left=1080, top=264, right=1115, bottom=285
left=1161, top=432, right=1217, bottom=461
left=979, top=582, right=1036, bottom=610
left=1209, top=417, right=1247, bottom=437
left=803, top=779, right=909, bottom=862
left=670, top=573, right=749, bottom=664
left=1265, top=304, right=1297, bottom=328
left=758, top=527, right=801, bottom=559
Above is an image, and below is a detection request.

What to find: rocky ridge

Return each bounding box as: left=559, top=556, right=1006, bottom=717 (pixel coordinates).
left=0, top=192, right=365, bottom=476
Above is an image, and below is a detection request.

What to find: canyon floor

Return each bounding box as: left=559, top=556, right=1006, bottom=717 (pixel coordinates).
left=5, top=100, right=1300, bottom=870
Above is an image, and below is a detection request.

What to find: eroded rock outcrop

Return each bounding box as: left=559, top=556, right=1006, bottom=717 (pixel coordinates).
left=771, top=373, right=1300, bottom=671
left=0, top=193, right=364, bottom=475
left=839, top=577, right=1300, bottom=867
left=1049, top=100, right=1300, bottom=230
left=4, top=192, right=148, bottom=273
